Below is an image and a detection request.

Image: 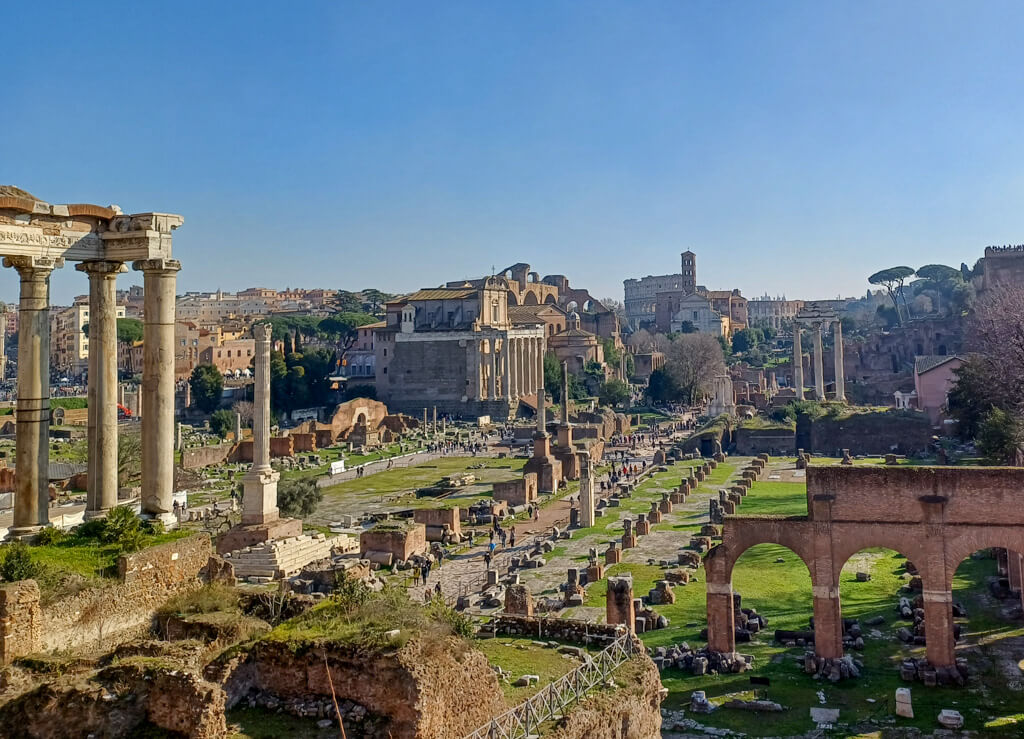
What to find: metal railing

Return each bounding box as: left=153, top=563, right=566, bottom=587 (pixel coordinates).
left=462, top=631, right=638, bottom=739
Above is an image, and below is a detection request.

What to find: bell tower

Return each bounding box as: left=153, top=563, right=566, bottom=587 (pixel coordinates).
left=681, top=250, right=697, bottom=294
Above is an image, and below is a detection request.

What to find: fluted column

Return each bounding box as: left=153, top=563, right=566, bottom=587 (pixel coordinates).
left=6, top=256, right=62, bottom=535
left=512, top=337, right=520, bottom=397
left=812, top=321, right=825, bottom=401
left=133, top=258, right=181, bottom=525
left=488, top=340, right=497, bottom=399
left=501, top=339, right=512, bottom=400
left=833, top=320, right=846, bottom=402
left=242, top=323, right=280, bottom=524
left=536, top=336, right=546, bottom=391
left=792, top=324, right=804, bottom=400
left=78, top=260, right=126, bottom=519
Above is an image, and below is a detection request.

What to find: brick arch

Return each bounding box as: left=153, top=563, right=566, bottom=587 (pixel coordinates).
left=943, top=527, right=1024, bottom=589
left=709, top=522, right=816, bottom=581
left=828, top=525, right=928, bottom=584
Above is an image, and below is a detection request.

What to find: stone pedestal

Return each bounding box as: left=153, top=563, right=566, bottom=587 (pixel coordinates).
left=216, top=518, right=304, bottom=556
left=605, top=544, right=622, bottom=564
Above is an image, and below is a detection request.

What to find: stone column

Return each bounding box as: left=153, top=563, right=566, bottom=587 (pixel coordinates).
left=508, top=337, right=517, bottom=398
left=6, top=257, right=62, bottom=535
left=488, top=340, right=497, bottom=399
left=78, top=260, right=125, bottom=519
left=536, top=336, right=545, bottom=391
left=832, top=320, right=846, bottom=402
left=0, top=312, right=6, bottom=382
left=242, top=323, right=280, bottom=525
left=561, top=361, right=570, bottom=423
left=133, top=258, right=181, bottom=525
left=501, top=339, right=511, bottom=400
left=606, top=575, right=635, bottom=629
left=792, top=324, right=804, bottom=400
left=811, top=321, right=825, bottom=401
left=579, top=452, right=595, bottom=527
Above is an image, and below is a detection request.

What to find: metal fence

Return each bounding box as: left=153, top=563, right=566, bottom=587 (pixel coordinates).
left=462, top=631, right=638, bottom=739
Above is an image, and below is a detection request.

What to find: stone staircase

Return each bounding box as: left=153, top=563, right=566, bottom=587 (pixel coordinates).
left=225, top=533, right=355, bottom=582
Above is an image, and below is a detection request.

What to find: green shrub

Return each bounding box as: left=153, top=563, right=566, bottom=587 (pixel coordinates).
left=425, top=595, right=474, bottom=638
left=278, top=478, right=322, bottom=518
left=34, top=526, right=66, bottom=546
left=72, top=505, right=145, bottom=552
left=0, top=541, right=41, bottom=582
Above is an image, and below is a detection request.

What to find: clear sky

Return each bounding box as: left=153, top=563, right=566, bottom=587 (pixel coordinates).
left=5, top=1, right=1024, bottom=305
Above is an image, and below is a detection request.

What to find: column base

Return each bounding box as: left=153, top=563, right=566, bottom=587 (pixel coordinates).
left=141, top=511, right=179, bottom=530
left=84, top=508, right=112, bottom=521
left=217, top=518, right=303, bottom=555
left=7, top=525, right=43, bottom=541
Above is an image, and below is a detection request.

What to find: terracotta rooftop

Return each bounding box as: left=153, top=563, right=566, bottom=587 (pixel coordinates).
left=915, top=355, right=965, bottom=375
left=404, top=288, right=477, bottom=301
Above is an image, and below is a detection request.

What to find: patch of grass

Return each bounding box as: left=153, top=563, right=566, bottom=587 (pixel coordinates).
left=474, top=636, right=592, bottom=703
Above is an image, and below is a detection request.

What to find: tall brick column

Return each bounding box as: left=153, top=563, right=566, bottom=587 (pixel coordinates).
left=811, top=581, right=844, bottom=659
left=606, top=575, right=635, bottom=630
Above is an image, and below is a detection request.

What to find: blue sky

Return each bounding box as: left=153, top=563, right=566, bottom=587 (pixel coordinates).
left=4, top=1, right=1024, bottom=305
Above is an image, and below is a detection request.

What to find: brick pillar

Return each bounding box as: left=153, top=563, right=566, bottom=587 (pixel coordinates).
left=1008, top=549, right=1023, bottom=593
left=923, top=587, right=956, bottom=668
left=705, top=548, right=735, bottom=653
left=606, top=575, right=635, bottom=630
left=811, top=582, right=844, bottom=659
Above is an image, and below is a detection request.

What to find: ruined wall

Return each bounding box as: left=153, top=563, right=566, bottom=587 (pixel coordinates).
left=0, top=534, right=211, bottom=663
left=796, top=410, right=932, bottom=455
left=493, top=473, right=537, bottom=506
left=491, top=614, right=624, bottom=645
left=543, top=656, right=662, bottom=739
left=733, top=426, right=795, bottom=456
left=412, top=508, right=462, bottom=539
left=181, top=442, right=235, bottom=470
left=384, top=338, right=470, bottom=414
left=0, top=662, right=226, bottom=739
left=218, top=636, right=504, bottom=739
left=359, top=524, right=427, bottom=560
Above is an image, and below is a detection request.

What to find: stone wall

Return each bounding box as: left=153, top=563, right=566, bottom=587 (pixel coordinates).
left=413, top=507, right=462, bottom=541
left=490, top=614, right=625, bottom=645
left=218, top=636, right=504, bottom=739
left=493, top=473, right=537, bottom=506
left=543, top=656, right=662, bottom=739
left=360, top=524, right=427, bottom=561
left=796, top=409, right=933, bottom=456
left=0, top=534, right=212, bottom=663
left=734, top=426, right=795, bottom=456
left=181, top=442, right=235, bottom=470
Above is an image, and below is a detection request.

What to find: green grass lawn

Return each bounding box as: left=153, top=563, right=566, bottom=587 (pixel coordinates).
left=473, top=635, right=597, bottom=703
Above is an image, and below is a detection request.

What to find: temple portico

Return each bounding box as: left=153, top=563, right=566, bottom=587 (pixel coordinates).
left=792, top=304, right=845, bottom=402
left=0, top=186, right=184, bottom=535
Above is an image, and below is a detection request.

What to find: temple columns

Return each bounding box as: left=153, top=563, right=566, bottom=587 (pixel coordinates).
left=833, top=320, right=846, bottom=402
left=78, top=260, right=126, bottom=519
left=792, top=324, right=804, bottom=400
left=134, top=258, right=181, bottom=525
left=812, top=321, right=825, bottom=401
left=6, top=256, right=62, bottom=535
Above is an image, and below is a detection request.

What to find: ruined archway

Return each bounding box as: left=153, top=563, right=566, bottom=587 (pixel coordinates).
left=523, top=292, right=539, bottom=306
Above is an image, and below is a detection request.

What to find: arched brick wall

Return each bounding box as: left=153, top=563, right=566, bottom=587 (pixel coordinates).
left=706, top=466, right=1024, bottom=669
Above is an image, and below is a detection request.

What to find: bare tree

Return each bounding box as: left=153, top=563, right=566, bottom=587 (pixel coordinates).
left=664, top=334, right=726, bottom=406
left=232, top=400, right=254, bottom=426
left=626, top=329, right=653, bottom=353
left=118, top=430, right=142, bottom=487
left=967, top=286, right=1024, bottom=412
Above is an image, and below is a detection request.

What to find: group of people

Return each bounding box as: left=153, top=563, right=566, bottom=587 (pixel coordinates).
left=482, top=515, right=517, bottom=568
